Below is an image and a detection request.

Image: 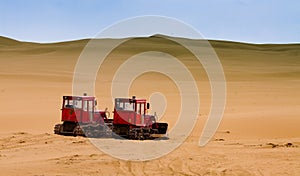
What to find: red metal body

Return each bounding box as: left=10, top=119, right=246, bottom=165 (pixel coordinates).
left=113, top=97, right=155, bottom=127
left=61, top=96, right=106, bottom=124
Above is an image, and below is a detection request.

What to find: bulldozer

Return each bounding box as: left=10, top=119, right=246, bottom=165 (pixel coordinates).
left=54, top=95, right=168, bottom=139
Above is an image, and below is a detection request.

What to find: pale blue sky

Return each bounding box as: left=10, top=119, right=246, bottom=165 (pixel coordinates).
left=0, top=0, right=299, bottom=43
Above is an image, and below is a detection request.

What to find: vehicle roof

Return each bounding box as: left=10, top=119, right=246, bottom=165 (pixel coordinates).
left=115, top=97, right=147, bottom=102
left=63, top=96, right=95, bottom=100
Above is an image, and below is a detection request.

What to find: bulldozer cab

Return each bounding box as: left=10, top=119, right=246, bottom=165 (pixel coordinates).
left=113, top=96, right=150, bottom=126
left=62, top=96, right=97, bottom=123
left=115, top=99, right=135, bottom=111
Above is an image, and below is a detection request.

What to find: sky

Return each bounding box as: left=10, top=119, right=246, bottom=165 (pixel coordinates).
left=0, top=0, right=299, bottom=44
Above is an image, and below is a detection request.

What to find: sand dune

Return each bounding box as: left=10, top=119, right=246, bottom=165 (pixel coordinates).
left=0, top=36, right=299, bottom=175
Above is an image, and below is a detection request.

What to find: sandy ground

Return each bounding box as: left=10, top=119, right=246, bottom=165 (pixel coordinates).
left=0, top=132, right=299, bottom=175
left=0, top=36, right=299, bottom=175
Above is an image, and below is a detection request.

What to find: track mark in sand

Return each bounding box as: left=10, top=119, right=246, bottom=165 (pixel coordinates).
left=224, top=142, right=243, bottom=147
left=242, top=142, right=299, bottom=149
left=131, top=161, right=147, bottom=176
left=140, top=161, right=147, bottom=176
left=127, top=161, right=133, bottom=175
left=123, top=161, right=148, bottom=176
left=54, top=154, right=82, bottom=165
left=118, top=161, right=140, bottom=176
left=117, top=160, right=129, bottom=175
left=167, top=161, right=174, bottom=173
left=222, top=140, right=299, bottom=149
left=262, top=142, right=298, bottom=148
left=219, top=165, right=254, bottom=176
left=243, top=144, right=263, bottom=148
left=13, top=132, right=28, bottom=135
left=152, top=159, right=173, bottom=175
left=51, top=153, right=108, bottom=165
left=72, top=140, right=86, bottom=144
left=214, top=138, right=225, bottom=141
left=167, top=157, right=193, bottom=175
left=184, top=158, right=201, bottom=176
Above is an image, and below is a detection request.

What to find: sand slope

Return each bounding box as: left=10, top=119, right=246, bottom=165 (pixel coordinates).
left=0, top=36, right=299, bottom=175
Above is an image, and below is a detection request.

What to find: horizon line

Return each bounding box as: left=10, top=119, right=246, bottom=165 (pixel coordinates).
left=1, top=34, right=299, bottom=45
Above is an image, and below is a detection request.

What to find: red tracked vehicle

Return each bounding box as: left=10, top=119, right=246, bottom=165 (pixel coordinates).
left=113, top=96, right=168, bottom=139
left=54, top=95, right=112, bottom=137
left=54, top=95, right=168, bottom=139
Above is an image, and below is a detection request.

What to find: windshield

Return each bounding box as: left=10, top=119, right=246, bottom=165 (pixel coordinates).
left=116, top=101, right=134, bottom=111
left=64, top=99, right=82, bottom=109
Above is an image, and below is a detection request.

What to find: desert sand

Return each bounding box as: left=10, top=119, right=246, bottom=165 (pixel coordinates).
left=0, top=36, right=299, bottom=175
